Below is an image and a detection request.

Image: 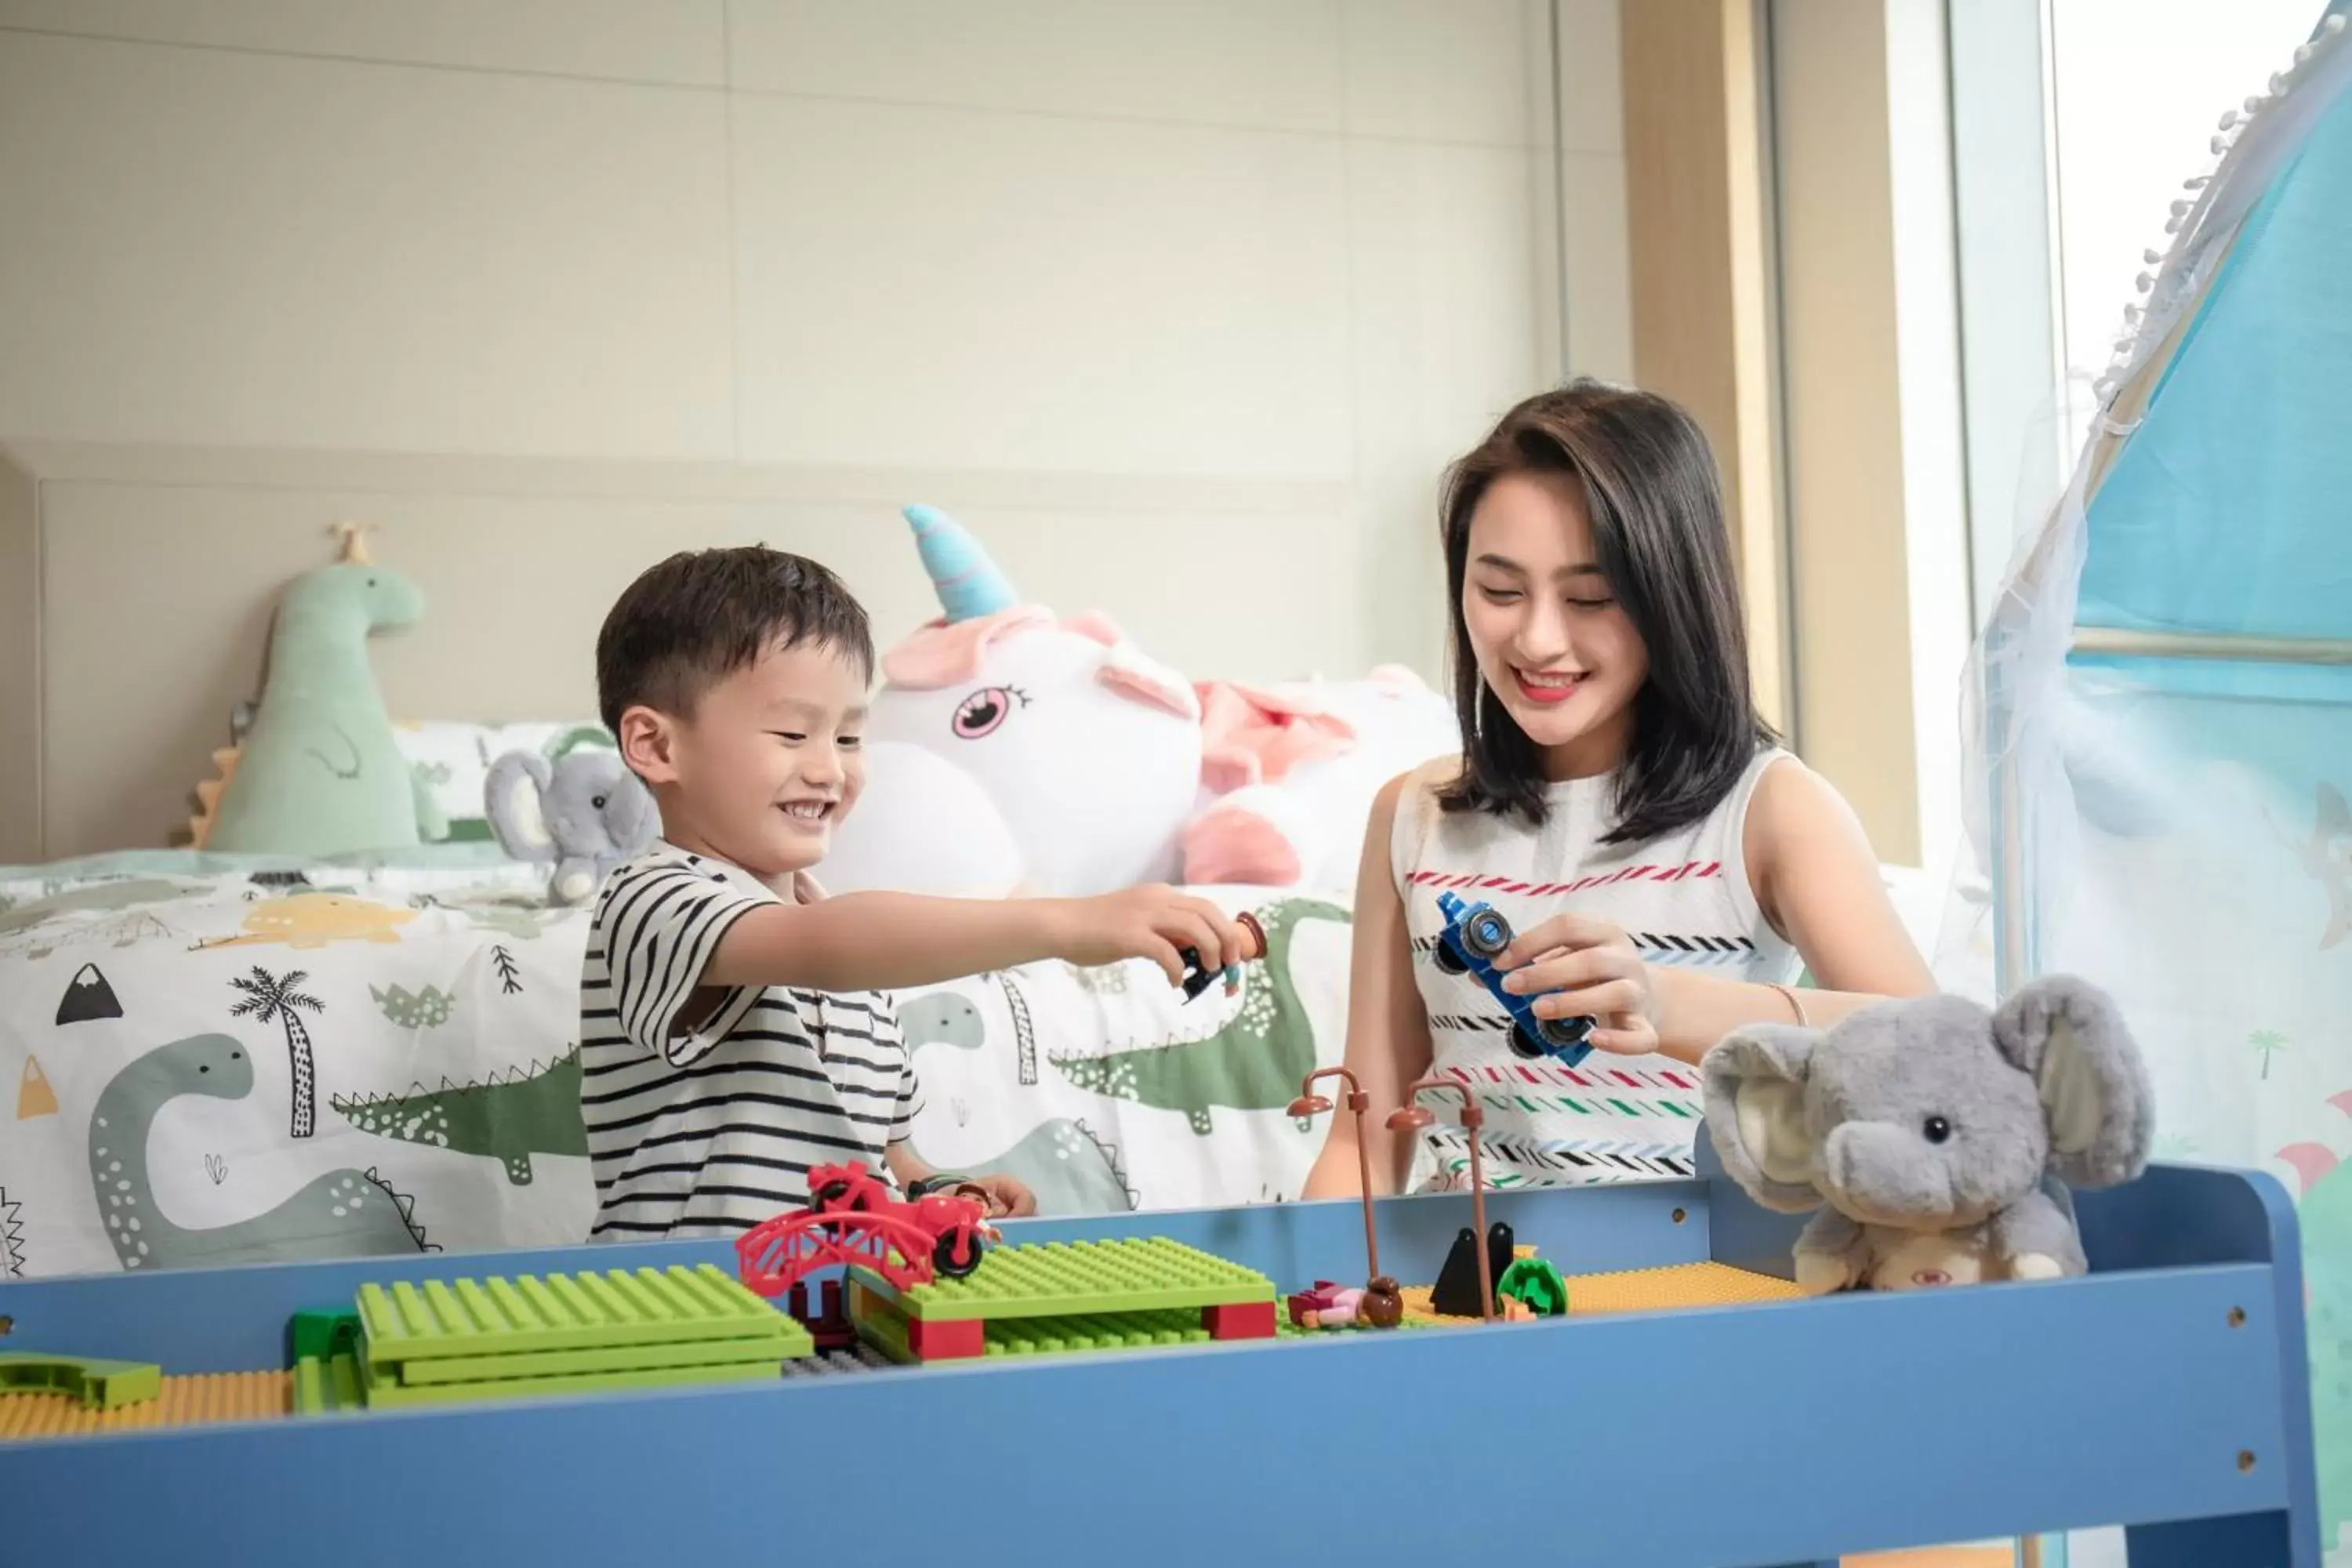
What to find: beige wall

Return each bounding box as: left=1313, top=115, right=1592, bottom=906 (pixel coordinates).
left=0, top=1, right=1636, bottom=859
left=17, top=451, right=1359, bottom=858
left=0, top=449, right=34, bottom=865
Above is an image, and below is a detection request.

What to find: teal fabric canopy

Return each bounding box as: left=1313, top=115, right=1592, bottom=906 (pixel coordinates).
left=1961, top=8, right=2352, bottom=1559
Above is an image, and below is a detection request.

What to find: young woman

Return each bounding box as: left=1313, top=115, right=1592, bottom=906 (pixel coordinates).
left=1302, top=380, right=1936, bottom=1198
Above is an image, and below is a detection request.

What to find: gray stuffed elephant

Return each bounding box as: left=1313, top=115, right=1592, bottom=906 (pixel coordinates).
left=484, top=748, right=657, bottom=906
left=1700, top=975, right=2154, bottom=1294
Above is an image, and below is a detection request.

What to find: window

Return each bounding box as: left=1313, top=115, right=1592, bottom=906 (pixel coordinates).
left=2049, top=0, right=2332, bottom=451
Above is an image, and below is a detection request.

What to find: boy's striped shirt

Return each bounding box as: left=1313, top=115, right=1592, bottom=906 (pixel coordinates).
left=579, top=842, right=917, bottom=1240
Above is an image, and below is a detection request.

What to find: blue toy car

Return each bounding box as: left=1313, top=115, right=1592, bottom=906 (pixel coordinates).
left=1432, top=891, right=1595, bottom=1066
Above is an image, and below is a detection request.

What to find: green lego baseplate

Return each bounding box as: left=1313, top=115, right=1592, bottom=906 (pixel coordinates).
left=0, top=1352, right=162, bottom=1410
left=359, top=1262, right=809, bottom=1368
left=851, top=1279, right=1215, bottom=1363
left=851, top=1277, right=1433, bottom=1363
left=1275, top=1312, right=1436, bottom=1338
left=299, top=1262, right=811, bottom=1411
left=848, top=1236, right=1272, bottom=1323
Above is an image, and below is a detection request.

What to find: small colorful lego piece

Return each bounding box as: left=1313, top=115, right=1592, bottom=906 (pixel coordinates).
left=1287, top=1280, right=1364, bottom=1329
left=288, top=1307, right=365, bottom=1367
left=1430, top=1222, right=1516, bottom=1321
left=1357, top=1276, right=1406, bottom=1329
left=0, top=1352, right=162, bottom=1411
left=1496, top=1257, right=1570, bottom=1317
left=786, top=1279, right=855, bottom=1351
left=1431, top=891, right=1594, bottom=1065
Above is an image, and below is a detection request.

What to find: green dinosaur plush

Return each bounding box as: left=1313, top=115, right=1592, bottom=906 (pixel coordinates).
left=206, top=532, right=445, bottom=857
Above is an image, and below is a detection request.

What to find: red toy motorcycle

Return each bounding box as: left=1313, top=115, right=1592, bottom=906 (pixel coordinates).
left=735, top=1163, right=997, bottom=1301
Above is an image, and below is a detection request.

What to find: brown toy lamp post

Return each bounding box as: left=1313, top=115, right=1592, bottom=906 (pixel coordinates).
left=1286, top=1067, right=1390, bottom=1306
left=1388, top=1076, right=1494, bottom=1322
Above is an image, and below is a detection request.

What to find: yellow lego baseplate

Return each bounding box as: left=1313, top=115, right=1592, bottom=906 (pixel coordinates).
left=1401, top=1259, right=1803, bottom=1325
left=0, top=1370, right=290, bottom=1440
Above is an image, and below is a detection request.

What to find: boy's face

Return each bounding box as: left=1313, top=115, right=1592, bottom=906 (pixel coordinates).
left=625, top=640, right=869, bottom=881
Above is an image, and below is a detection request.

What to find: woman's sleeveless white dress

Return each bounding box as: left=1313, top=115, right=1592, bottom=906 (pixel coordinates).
left=1388, top=749, right=1801, bottom=1190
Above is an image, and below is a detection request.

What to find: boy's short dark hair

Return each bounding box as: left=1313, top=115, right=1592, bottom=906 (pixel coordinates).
left=596, top=546, right=875, bottom=736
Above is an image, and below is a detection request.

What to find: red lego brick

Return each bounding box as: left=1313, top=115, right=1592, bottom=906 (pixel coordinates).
left=1201, top=1300, right=1277, bottom=1341
left=788, top=1279, right=855, bottom=1351
left=906, top=1315, right=985, bottom=1361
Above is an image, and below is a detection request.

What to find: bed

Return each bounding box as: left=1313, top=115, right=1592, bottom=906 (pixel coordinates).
left=0, top=842, right=1952, bottom=1284
left=0, top=843, right=1360, bottom=1280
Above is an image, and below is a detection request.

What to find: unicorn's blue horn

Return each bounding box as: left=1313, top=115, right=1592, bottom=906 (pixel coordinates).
left=905, top=504, right=1018, bottom=621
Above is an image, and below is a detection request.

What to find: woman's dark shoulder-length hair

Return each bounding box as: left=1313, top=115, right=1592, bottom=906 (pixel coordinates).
left=1435, top=377, right=1777, bottom=846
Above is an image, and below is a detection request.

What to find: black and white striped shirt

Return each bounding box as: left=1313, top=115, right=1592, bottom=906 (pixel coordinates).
left=579, top=843, right=919, bottom=1240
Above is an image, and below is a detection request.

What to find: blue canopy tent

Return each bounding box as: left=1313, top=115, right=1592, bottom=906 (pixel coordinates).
left=1957, top=5, right=2352, bottom=1558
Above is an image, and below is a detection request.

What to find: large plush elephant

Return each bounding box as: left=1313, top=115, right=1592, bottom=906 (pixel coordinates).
left=818, top=507, right=1206, bottom=899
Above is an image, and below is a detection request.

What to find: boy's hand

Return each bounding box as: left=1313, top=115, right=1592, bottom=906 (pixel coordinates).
left=972, top=1173, right=1035, bottom=1218
left=1051, top=884, right=1247, bottom=990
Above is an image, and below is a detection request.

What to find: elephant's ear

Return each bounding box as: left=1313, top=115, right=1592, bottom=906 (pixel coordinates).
left=1700, top=1023, right=1824, bottom=1211
left=484, top=751, right=557, bottom=864
left=1097, top=640, right=1200, bottom=720
left=1992, top=975, right=2154, bottom=1189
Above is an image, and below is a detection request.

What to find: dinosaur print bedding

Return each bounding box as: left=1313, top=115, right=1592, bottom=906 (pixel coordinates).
left=0, top=851, right=1355, bottom=1280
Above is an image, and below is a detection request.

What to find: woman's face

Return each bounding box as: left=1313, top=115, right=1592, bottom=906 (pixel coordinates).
left=1460, top=471, right=1647, bottom=775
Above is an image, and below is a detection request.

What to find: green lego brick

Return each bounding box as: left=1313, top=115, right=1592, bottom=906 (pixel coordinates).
left=293, top=1352, right=364, bottom=1415
left=357, top=1263, right=799, bottom=1370
left=851, top=1282, right=1212, bottom=1364
left=289, top=1308, right=363, bottom=1367
left=849, top=1236, right=1272, bottom=1323
left=983, top=1310, right=1212, bottom=1356
left=352, top=1335, right=783, bottom=1409
left=394, top=1327, right=812, bottom=1387
left=0, top=1352, right=162, bottom=1410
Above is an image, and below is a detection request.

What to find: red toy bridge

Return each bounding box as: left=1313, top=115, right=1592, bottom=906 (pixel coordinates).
left=735, top=1165, right=989, bottom=1302
left=736, top=1209, right=945, bottom=1298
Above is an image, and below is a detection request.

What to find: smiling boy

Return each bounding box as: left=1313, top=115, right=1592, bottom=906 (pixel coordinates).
left=581, top=546, right=1246, bottom=1240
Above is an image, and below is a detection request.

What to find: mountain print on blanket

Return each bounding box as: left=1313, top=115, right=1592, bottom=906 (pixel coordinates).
left=55, top=964, right=124, bottom=1025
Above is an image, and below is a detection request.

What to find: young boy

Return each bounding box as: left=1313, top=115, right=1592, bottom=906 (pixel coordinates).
left=582, top=545, right=1247, bottom=1241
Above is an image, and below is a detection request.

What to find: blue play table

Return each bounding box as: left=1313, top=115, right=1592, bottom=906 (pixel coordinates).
left=0, top=1141, right=2320, bottom=1566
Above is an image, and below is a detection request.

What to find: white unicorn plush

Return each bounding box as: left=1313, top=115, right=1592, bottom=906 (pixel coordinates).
left=822, top=506, right=1462, bottom=899
left=818, top=507, right=1207, bottom=898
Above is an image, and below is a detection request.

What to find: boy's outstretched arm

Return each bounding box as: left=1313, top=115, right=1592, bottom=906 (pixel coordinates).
left=702, top=884, right=1247, bottom=995
left=883, top=1144, right=1036, bottom=1218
